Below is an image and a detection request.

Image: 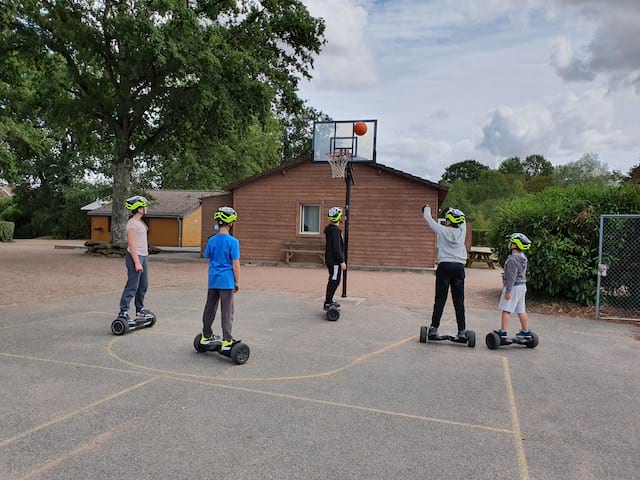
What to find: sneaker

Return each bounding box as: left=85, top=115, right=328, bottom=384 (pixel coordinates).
left=498, top=329, right=508, bottom=337
left=200, top=334, right=222, bottom=346
left=428, top=326, right=439, bottom=338
left=516, top=330, right=531, bottom=337
left=323, top=302, right=340, bottom=311
left=136, top=308, right=154, bottom=319
left=456, top=330, right=468, bottom=340
left=118, top=311, right=136, bottom=326
left=221, top=339, right=234, bottom=351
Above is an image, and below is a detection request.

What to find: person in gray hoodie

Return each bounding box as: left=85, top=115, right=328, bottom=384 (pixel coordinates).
left=497, top=233, right=532, bottom=337
left=422, top=205, right=468, bottom=339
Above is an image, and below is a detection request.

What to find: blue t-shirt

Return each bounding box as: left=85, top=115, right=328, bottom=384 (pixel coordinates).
left=203, top=233, right=240, bottom=289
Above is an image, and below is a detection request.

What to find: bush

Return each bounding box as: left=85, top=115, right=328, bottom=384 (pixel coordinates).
left=489, top=184, right=640, bottom=305
left=0, top=221, right=15, bottom=242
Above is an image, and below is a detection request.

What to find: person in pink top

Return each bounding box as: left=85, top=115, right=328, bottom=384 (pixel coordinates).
left=117, top=195, right=154, bottom=325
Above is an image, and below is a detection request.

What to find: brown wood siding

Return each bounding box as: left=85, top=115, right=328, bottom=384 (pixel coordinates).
left=226, top=162, right=441, bottom=268
left=148, top=218, right=178, bottom=247
left=201, top=193, right=234, bottom=254
left=90, top=216, right=111, bottom=242
left=181, top=208, right=202, bottom=247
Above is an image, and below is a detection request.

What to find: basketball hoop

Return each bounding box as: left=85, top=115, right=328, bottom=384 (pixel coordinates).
left=326, top=152, right=351, bottom=178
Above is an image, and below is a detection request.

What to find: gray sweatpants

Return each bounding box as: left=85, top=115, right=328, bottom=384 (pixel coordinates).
left=202, top=289, right=234, bottom=340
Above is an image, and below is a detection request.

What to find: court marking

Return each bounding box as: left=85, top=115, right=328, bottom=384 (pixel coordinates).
left=16, top=430, right=114, bottom=480
left=502, top=356, right=530, bottom=480
left=0, top=349, right=528, bottom=480
left=0, top=377, right=159, bottom=448
left=105, top=334, right=417, bottom=382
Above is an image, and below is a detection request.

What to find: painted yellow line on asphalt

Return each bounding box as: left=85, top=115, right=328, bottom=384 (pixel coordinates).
left=0, top=349, right=514, bottom=438
left=17, top=430, right=113, bottom=480
left=502, top=356, right=530, bottom=480
left=166, top=375, right=514, bottom=435
left=0, top=352, right=151, bottom=377
left=0, top=377, right=159, bottom=448
left=106, top=335, right=417, bottom=382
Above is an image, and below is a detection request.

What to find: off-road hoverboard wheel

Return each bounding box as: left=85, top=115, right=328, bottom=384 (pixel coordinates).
left=111, top=318, right=129, bottom=336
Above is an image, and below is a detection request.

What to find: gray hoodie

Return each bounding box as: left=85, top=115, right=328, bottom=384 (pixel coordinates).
left=423, top=214, right=467, bottom=264
left=503, top=252, right=528, bottom=293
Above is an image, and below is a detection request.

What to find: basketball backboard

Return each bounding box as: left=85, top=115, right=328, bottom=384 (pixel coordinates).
left=312, top=120, right=377, bottom=163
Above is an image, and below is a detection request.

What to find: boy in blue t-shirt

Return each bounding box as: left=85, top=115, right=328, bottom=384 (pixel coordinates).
left=200, top=207, right=240, bottom=350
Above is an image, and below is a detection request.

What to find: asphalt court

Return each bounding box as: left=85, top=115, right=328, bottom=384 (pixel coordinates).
left=1, top=288, right=639, bottom=479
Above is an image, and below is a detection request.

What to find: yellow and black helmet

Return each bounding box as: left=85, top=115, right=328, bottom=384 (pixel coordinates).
left=214, top=206, right=238, bottom=224
left=444, top=207, right=465, bottom=224
left=509, top=232, right=531, bottom=251
left=328, top=206, right=343, bottom=223
left=125, top=195, right=149, bottom=211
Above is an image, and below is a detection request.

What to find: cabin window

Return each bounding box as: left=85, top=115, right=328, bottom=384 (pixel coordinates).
left=300, top=204, right=320, bottom=234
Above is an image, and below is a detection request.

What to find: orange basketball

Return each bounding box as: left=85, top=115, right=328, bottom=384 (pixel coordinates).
left=353, top=121, right=367, bottom=136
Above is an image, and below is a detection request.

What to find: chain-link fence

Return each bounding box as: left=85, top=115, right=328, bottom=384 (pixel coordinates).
left=596, top=215, right=640, bottom=321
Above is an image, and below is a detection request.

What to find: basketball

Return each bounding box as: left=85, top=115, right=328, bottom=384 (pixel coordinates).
left=353, top=121, right=367, bottom=136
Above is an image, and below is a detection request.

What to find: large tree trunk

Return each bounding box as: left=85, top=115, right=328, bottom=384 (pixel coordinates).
left=111, top=155, right=131, bottom=243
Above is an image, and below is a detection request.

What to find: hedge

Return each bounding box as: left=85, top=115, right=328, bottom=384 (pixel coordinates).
left=0, top=221, right=15, bottom=242
left=489, top=183, right=640, bottom=305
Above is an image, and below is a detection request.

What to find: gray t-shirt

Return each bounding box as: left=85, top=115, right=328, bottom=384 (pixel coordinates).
left=126, top=218, right=148, bottom=256
left=423, top=215, right=467, bottom=264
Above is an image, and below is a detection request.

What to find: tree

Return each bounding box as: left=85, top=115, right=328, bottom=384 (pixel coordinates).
left=554, top=153, right=618, bottom=186
left=522, top=154, right=553, bottom=177
left=628, top=162, right=640, bottom=185
left=440, top=160, right=490, bottom=185
left=498, top=156, right=524, bottom=176
left=4, top=1, right=325, bottom=242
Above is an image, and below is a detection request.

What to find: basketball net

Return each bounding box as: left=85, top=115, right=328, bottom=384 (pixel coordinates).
left=326, top=152, right=351, bottom=178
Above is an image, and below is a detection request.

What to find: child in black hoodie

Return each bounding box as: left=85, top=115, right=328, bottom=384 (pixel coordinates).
left=324, top=207, right=347, bottom=310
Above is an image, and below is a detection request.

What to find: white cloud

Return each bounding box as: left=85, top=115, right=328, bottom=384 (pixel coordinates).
left=551, top=0, right=640, bottom=92
left=303, top=0, right=376, bottom=90
left=478, top=89, right=630, bottom=160
left=299, top=0, right=640, bottom=180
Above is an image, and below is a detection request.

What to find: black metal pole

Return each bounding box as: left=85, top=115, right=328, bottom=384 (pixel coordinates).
left=342, top=164, right=353, bottom=298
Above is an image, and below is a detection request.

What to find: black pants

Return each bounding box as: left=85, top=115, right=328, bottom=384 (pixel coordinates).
left=431, top=262, right=466, bottom=331
left=325, top=264, right=342, bottom=304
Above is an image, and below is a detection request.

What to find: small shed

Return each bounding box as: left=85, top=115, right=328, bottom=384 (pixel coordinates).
left=88, top=189, right=218, bottom=247
left=200, top=160, right=469, bottom=268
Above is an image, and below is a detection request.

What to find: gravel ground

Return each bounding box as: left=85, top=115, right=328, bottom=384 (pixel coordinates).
left=0, top=239, right=592, bottom=318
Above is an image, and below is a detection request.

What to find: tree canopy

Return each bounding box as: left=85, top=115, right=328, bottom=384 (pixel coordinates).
left=440, top=159, right=490, bottom=185
left=2, top=0, right=325, bottom=241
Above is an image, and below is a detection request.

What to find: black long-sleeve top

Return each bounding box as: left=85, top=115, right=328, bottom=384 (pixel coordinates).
left=324, top=224, right=345, bottom=265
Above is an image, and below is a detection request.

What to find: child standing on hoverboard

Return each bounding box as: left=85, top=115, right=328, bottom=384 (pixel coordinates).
left=496, top=233, right=532, bottom=338
left=323, top=207, right=347, bottom=311
left=422, top=204, right=468, bottom=339
left=117, top=195, right=154, bottom=326
left=199, top=207, right=240, bottom=352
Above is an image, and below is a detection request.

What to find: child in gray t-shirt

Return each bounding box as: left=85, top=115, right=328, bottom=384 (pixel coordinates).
left=497, top=233, right=532, bottom=337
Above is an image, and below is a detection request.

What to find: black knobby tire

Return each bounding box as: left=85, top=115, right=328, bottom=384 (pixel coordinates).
left=230, top=342, right=250, bottom=365
left=526, top=331, right=539, bottom=349
left=419, top=326, right=427, bottom=343
left=111, top=319, right=128, bottom=336
left=326, top=307, right=340, bottom=321
left=193, top=334, right=207, bottom=353
left=466, top=330, right=476, bottom=348
left=486, top=331, right=500, bottom=350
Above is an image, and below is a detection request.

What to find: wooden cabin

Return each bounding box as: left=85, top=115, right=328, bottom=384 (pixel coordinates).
left=88, top=189, right=218, bottom=247
left=200, top=160, right=470, bottom=269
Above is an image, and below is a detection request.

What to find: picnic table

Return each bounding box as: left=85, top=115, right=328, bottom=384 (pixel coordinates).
left=466, top=246, right=496, bottom=269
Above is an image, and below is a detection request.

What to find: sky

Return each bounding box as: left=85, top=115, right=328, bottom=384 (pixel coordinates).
left=298, top=0, right=640, bottom=183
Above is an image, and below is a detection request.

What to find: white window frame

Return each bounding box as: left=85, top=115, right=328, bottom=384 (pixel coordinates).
left=300, top=204, right=321, bottom=234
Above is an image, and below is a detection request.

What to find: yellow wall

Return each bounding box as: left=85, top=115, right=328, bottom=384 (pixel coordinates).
left=91, top=216, right=111, bottom=242
left=181, top=208, right=202, bottom=247
left=148, top=218, right=179, bottom=247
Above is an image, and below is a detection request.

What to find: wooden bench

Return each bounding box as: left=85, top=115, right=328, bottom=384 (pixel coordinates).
left=466, top=246, right=497, bottom=269
left=282, top=239, right=325, bottom=264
